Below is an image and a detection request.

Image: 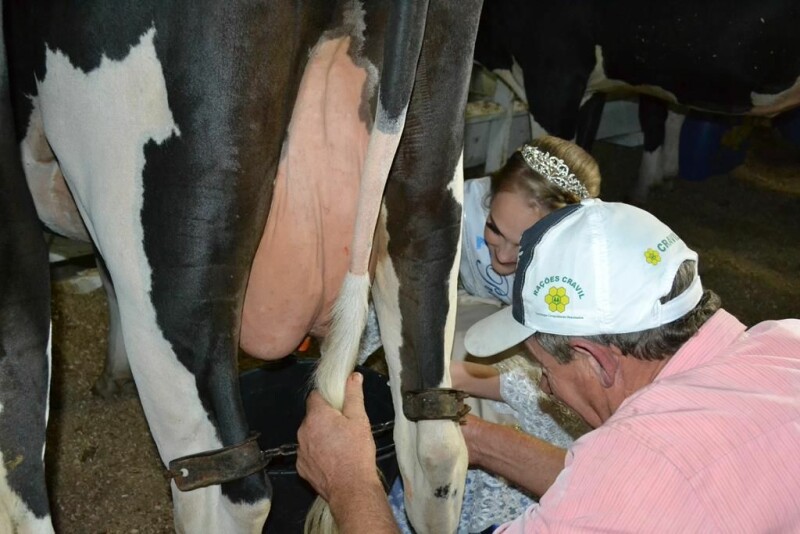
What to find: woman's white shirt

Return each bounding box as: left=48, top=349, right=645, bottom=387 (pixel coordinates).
left=459, top=176, right=514, bottom=305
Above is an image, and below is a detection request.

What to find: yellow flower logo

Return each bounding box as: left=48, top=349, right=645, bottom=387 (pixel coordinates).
left=644, top=248, right=661, bottom=265
left=545, top=287, right=569, bottom=313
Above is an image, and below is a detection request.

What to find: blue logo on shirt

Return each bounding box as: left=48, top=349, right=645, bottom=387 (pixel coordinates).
left=476, top=260, right=510, bottom=300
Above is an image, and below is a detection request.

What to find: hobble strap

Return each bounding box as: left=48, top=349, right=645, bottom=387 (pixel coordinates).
left=402, top=388, right=470, bottom=423
left=167, top=434, right=289, bottom=491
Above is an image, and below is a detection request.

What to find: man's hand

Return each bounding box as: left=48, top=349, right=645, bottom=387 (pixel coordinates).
left=459, top=413, right=489, bottom=465
left=296, top=372, right=379, bottom=501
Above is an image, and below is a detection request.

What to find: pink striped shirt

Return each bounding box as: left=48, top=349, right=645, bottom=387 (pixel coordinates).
left=496, top=309, right=800, bottom=533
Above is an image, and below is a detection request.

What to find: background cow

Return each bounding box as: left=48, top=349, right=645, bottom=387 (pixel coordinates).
left=0, top=1, right=482, bottom=532
left=475, top=0, right=800, bottom=202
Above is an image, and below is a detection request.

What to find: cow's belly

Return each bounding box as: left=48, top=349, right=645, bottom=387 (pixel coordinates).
left=240, top=35, right=372, bottom=360
left=20, top=101, right=89, bottom=242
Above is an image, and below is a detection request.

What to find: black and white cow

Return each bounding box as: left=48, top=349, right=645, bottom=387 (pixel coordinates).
left=475, top=0, right=800, bottom=202
left=0, top=1, right=482, bottom=532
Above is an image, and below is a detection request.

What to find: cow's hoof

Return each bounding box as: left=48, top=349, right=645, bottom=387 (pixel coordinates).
left=92, top=375, right=137, bottom=399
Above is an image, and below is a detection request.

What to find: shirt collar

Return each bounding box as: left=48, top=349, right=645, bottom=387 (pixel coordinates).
left=657, top=309, right=747, bottom=380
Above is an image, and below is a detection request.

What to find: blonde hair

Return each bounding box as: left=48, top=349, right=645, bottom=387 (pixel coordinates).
left=489, top=136, right=601, bottom=211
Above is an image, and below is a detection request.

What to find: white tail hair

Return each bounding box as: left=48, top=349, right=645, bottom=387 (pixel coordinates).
left=304, top=497, right=337, bottom=534
left=304, top=272, right=371, bottom=534
left=313, top=272, right=371, bottom=410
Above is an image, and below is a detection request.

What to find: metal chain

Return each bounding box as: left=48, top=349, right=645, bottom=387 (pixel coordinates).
left=259, top=420, right=395, bottom=462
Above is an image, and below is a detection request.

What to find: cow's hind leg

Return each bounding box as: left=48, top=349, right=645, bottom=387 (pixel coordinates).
left=24, top=22, right=280, bottom=531
left=372, top=2, right=481, bottom=532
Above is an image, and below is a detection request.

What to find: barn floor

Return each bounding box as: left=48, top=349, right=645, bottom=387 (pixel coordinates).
left=46, top=125, right=800, bottom=533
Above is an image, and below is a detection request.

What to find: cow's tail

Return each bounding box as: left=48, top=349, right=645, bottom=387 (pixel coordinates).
left=312, top=272, right=371, bottom=410
left=307, top=1, right=430, bottom=533
left=312, top=0, right=430, bottom=410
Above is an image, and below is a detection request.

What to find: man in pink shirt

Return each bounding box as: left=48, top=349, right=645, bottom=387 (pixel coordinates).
left=296, top=199, right=800, bottom=533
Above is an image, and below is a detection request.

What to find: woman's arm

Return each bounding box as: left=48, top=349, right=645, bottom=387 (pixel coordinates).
left=450, top=360, right=502, bottom=401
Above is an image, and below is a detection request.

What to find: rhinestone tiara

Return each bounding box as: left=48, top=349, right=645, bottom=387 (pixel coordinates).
left=520, top=144, right=590, bottom=200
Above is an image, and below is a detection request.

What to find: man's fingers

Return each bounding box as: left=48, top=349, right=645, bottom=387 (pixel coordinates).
left=303, top=373, right=368, bottom=422
left=341, top=372, right=368, bottom=420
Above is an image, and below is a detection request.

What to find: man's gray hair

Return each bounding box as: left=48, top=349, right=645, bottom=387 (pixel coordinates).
left=535, top=261, right=721, bottom=364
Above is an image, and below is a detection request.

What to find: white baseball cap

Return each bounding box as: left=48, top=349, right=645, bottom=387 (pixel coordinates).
left=465, top=199, right=704, bottom=357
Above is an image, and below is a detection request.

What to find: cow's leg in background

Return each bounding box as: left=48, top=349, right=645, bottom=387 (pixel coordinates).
left=663, top=110, right=685, bottom=179
left=575, top=93, right=606, bottom=151
left=0, top=8, right=53, bottom=531
left=632, top=94, right=670, bottom=204
left=632, top=96, right=686, bottom=203
left=372, top=2, right=482, bottom=532
left=91, top=255, right=133, bottom=399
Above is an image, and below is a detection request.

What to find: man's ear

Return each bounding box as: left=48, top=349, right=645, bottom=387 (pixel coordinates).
left=570, top=339, right=620, bottom=388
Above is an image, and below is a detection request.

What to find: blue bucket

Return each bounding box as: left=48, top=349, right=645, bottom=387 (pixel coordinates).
left=679, top=112, right=750, bottom=182
left=239, top=356, right=398, bottom=533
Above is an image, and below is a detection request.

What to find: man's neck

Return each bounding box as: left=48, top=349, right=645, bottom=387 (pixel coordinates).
left=611, top=355, right=671, bottom=414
